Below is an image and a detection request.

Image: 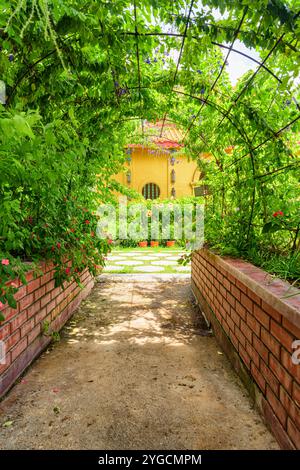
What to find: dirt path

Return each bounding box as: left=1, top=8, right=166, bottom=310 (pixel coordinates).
left=0, top=276, right=278, bottom=449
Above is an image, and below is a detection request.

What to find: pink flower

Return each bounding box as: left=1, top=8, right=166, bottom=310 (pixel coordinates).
left=1, top=259, right=9, bottom=266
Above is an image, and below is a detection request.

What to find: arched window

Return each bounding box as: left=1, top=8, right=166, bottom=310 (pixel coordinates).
left=142, top=183, right=160, bottom=200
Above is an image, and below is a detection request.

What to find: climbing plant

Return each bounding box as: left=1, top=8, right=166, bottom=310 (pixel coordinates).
left=0, top=0, right=299, bottom=313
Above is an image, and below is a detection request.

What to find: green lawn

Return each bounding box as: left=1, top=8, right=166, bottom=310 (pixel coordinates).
left=111, top=245, right=187, bottom=253
left=104, top=246, right=191, bottom=274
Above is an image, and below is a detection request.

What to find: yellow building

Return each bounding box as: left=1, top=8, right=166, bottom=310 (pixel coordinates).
left=113, top=121, right=201, bottom=200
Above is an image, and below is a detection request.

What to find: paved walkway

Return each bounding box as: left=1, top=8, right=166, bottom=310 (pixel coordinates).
left=104, top=249, right=191, bottom=274
left=0, top=276, right=278, bottom=449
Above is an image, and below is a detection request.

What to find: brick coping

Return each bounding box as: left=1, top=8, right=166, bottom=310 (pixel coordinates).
left=196, top=249, right=300, bottom=329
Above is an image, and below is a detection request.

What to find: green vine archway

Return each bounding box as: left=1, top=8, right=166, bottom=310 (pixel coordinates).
left=0, top=0, right=299, bottom=311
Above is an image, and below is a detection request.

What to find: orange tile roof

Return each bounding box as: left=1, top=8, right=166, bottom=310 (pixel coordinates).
left=127, top=120, right=184, bottom=150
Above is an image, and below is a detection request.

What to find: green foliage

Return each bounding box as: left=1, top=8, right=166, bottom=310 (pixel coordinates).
left=0, top=0, right=299, bottom=316
left=115, top=196, right=203, bottom=246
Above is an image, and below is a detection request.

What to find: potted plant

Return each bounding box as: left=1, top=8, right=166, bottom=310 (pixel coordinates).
left=138, top=241, right=148, bottom=247
left=166, top=240, right=175, bottom=247
left=150, top=240, right=159, bottom=247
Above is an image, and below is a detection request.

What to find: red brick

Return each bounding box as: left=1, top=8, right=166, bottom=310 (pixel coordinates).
left=4, top=330, right=20, bottom=351
left=282, top=317, right=300, bottom=340
left=27, top=324, right=41, bottom=344
left=235, top=301, right=247, bottom=321
left=10, top=311, right=27, bottom=331
left=221, top=317, right=230, bottom=335
left=34, top=285, right=46, bottom=301
left=280, top=386, right=300, bottom=429
left=246, top=341, right=260, bottom=368
left=227, top=291, right=236, bottom=309
left=262, top=301, right=282, bottom=323
left=253, top=334, right=269, bottom=363
left=0, top=323, right=11, bottom=341
left=21, top=318, right=35, bottom=337
left=236, top=279, right=247, bottom=294
left=210, top=266, right=217, bottom=278
left=40, top=271, right=53, bottom=286
left=269, top=354, right=293, bottom=394
left=240, top=319, right=252, bottom=343
left=281, top=348, right=300, bottom=384
left=51, top=306, right=61, bottom=320
left=219, top=285, right=227, bottom=299
left=230, top=309, right=240, bottom=328
left=271, top=320, right=294, bottom=352
left=287, top=417, right=300, bottom=449
left=247, top=288, right=261, bottom=306
left=230, top=331, right=239, bottom=351
left=0, top=307, right=18, bottom=322
left=41, top=292, right=51, bottom=308
left=25, top=270, right=34, bottom=282
left=226, top=315, right=235, bottom=333
left=0, top=351, right=11, bottom=374
left=11, top=336, right=27, bottom=361
left=266, top=385, right=287, bottom=427
left=293, top=382, right=300, bottom=408
left=239, top=343, right=251, bottom=368
left=19, top=293, right=34, bottom=312
left=261, top=327, right=280, bottom=358
left=227, top=272, right=236, bottom=286
left=35, top=307, right=47, bottom=324
left=14, top=285, right=27, bottom=301
left=246, top=312, right=261, bottom=337
left=27, top=278, right=41, bottom=294
left=251, top=362, right=266, bottom=393
left=46, top=299, right=56, bottom=315
left=27, top=300, right=41, bottom=319
left=235, top=326, right=246, bottom=348
left=253, top=304, right=270, bottom=329
left=45, top=280, right=55, bottom=294
left=231, top=285, right=241, bottom=302
left=223, top=277, right=231, bottom=291
left=51, top=286, right=62, bottom=300
left=260, top=360, right=279, bottom=395
left=241, top=293, right=253, bottom=313
left=222, top=298, right=231, bottom=315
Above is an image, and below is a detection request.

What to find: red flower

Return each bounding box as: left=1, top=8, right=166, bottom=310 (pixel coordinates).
left=273, top=211, right=284, bottom=217
left=85, top=220, right=90, bottom=225
left=51, top=246, right=55, bottom=252
left=1, top=259, right=9, bottom=266
left=65, top=267, right=71, bottom=275
left=57, top=242, right=61, bottom=249
left=70, top=228, right=75, bottom=233
left=108, top=238, right=113, bottom=245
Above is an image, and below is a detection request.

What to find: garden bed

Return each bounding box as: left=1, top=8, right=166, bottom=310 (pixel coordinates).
left=0, top=262, right=94, bottom=399
left=191, top=248, right=300, bottom=450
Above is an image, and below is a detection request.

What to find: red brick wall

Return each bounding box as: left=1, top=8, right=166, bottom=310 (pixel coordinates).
left=192, top=249, right=300, bottom=450
left=0, top=263, right=94, bottom=398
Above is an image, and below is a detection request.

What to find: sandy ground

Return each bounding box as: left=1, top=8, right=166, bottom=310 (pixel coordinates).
left=0, top=276, right=279, bottom=450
